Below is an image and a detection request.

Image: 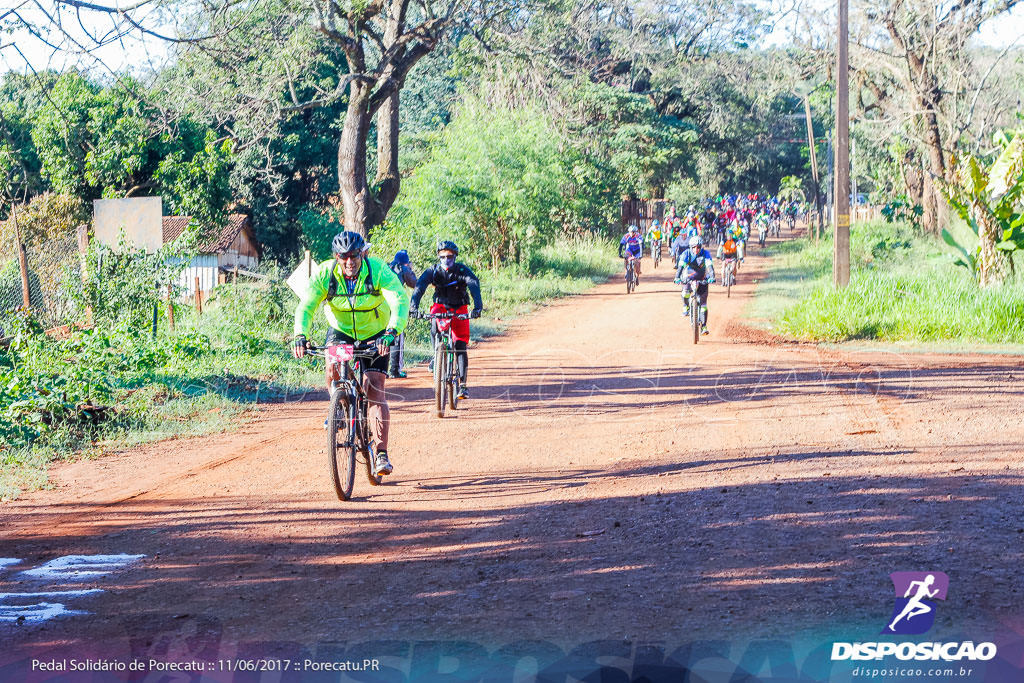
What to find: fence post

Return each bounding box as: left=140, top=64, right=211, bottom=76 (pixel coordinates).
left=11, top=202, right=30, bottom=310
left=194, top=275, right=202, bottom=314
left=75, top=223, right=93, bottom=326
left=166, top=284, right=175, bottom=330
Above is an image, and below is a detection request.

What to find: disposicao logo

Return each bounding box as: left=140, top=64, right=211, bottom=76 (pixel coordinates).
left=831, top=571, right=997, bottom=663
left=884, top=571, right=949, bottom=635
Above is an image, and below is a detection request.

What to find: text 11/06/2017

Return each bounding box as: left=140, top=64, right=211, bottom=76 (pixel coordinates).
left=31, top=659, right=381, bottom=673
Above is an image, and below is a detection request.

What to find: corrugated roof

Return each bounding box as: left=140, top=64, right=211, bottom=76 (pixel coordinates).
left=161, top=214, right=253, bottom=253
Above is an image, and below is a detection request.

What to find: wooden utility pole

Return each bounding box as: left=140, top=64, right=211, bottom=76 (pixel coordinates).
left=166, top=284, right=175, bottom=330
left=11, top=202, right=31, bottom=309
left=803, top=96, right=823, bottom=243
left=834, top=0, right=851, bottom=287
left=194, top=276, right=202, bottom=314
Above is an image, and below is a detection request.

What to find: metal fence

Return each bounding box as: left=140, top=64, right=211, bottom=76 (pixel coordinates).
left=0, top=226, right=83, bottom=335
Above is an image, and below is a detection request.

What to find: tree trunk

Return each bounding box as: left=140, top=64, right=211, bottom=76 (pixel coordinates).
left=373, top=90, right=401, bottom=225
left=338, top=86, right=373, bottom=237
left=915, top=95, right=947, bottom=235
left=920, top=115, right=946, bottom=235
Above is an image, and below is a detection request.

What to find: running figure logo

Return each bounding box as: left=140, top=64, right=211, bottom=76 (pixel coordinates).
left=883, top=572, right=949, bottom=635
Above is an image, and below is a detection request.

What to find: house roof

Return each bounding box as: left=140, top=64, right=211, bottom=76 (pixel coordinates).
left=162, top=214, right=255, bottom=253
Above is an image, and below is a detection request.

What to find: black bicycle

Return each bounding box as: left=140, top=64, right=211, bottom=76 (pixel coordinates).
left=418, top=311, right=471, bottom=418
left=652, top=240, right=662, bottom=269
left=625, top=255, right=639, bottom=293
left=683, top=279, right=710, bottom=344
left=307, top=341, right=383, bottom=500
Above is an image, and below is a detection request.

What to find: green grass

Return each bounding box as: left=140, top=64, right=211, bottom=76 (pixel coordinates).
left=750, top=219, right=1024, bottom=345
left=0, top=235, right=618, bottom=500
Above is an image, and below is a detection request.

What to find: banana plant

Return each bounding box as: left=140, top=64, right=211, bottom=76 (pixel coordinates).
left=941, top=129, right=1024, bottom=286
left=940, top=226, right=979, bottom=278
left=777, top=175, right=806, bottom=203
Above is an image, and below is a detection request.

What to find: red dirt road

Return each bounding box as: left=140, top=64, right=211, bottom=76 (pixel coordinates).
left=2, top=235, right=1023, bottom=670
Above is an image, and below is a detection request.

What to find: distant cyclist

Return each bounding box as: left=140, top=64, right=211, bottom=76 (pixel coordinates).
left=619, top=225, right=644, bottom=281
left=646, top=221, right=663, bottom=260
left=387, top=250, right=418, bottom=379
left=293, top=231, right=410, bottom=477
left=669, top=227, right=690, bottom=262
left=729, top=221, right=747, bottom=267
left=410, top=240, right=484, bottom=400
left=717, top=233, right=739, bottom=263
left=675, top=235, right=715, bottom=335
left=701, top=205, right=717, bottom=236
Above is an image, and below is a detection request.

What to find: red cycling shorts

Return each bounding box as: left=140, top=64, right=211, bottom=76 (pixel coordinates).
left=430, top=303, right=470, bottom=343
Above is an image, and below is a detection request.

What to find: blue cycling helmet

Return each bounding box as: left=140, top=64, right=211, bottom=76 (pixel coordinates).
left=392, top=249, right=410, bottom=265
left=332, top=231, right=365, bottom=256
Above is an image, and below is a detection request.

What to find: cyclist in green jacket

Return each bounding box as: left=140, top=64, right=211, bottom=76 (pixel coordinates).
left=292, top=231, right=410, bottom=477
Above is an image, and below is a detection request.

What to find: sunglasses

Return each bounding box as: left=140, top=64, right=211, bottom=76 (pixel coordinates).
left=338, top=252, right=362, bottom=261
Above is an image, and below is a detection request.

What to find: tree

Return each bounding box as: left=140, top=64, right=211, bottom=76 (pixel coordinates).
left=851, top=0, right=1022, bottom=233
left=4, top=0, right=494, bottom=239
left=310, top=0, right=475, bottom=236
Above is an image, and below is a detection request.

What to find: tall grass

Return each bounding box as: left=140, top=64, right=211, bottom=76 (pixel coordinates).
left=754, top=220, right=1024, bottom=344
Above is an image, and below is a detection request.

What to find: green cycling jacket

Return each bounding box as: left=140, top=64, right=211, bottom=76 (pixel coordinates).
left=294, top=256, right=410, bottom=339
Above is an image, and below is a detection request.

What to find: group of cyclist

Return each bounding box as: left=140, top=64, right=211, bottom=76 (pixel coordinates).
left=619, top=194, right=803, bottom=334
left=290, top=195, right=801, bottom=482
left=291, top=232, right=484, bottom=479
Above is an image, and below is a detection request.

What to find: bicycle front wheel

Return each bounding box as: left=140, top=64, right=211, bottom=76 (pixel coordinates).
left=434, top=343, right=446, bottom=418
left=328, top=389, right=356, bottom=501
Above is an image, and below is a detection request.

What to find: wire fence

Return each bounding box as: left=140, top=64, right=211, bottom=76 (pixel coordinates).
left=0, top=226, right=83, bottom=335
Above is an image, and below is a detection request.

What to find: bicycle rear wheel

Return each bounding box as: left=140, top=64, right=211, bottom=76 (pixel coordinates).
left=363, top=442, right=382, bottom=486
left=358, top=403, right=382, bottom=486
left=434, top=343, right=446, bottom=418
left=691, top=295, right=700, bottom=344
left=328, top=389, right=356, bottom=501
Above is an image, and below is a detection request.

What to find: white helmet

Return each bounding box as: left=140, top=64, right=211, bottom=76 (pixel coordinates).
left=628, top=225, right=639, bottom=234
left=688, top=235, right=702, bottom=248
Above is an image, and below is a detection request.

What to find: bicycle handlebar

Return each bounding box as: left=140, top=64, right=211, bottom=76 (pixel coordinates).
left=415, top=312, right=472, bottom=320
left=305, top=340, right=379, bottom=356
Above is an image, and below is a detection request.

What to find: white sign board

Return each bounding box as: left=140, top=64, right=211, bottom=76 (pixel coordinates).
left=93, top=197, right=163, bottom=253
left=287, top=250, right=315, bottom=297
